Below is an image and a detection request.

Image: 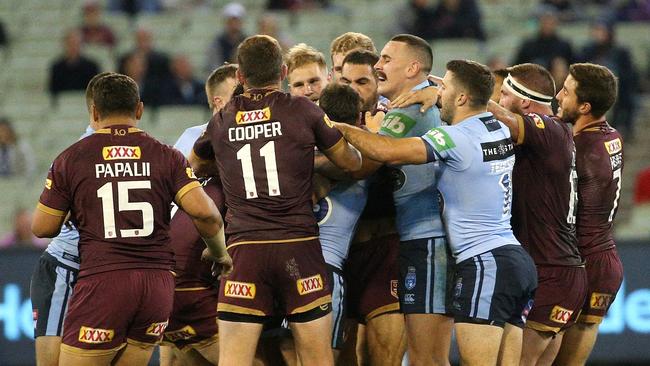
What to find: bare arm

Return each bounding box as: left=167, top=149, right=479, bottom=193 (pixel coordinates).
left=334, top=122, right=428, bottom=166
left=178, top=186, right=232, bottom=278
left=188, top=149, right=219, bottom=178
left=487, top=100, right=523, bottom=143
left=32, top=206, right=66, bottom=238
left=320, top=138, right=363, bottom=174
left=315, top=150, right=382, bottom=180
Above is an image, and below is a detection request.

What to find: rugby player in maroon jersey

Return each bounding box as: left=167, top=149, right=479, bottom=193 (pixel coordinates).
left=190, top=35, right=361, bottom=366
left=555, top=63, right=624, bottom=366
left=32, top=73, right=231, bottom=366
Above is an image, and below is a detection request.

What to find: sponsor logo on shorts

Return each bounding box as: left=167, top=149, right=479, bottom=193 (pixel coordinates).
left=236, top=107, right=271, bottom=125
left=549, top=305, right=574, bottom=324
left=102, top=146, right=141, bottom=160
left=405, top=266, right=416, bottom=290
left=404, top=293, right=415, bottom=305
left=78, top=326, right=115, bottom=344
left=164, top=325, right=197, bottom=342
left=320, top=303, right=330, bottom=311
left=146, top=320, right=169, bottom=337
left=391, top=280, right=398, bottom=299
left=45, top=179, right=52, bottom=190
left=297, top=274, right=323, bottom=295
left=605, top=138, right=622, bottom=155
left=590, top=292, right=614, bottom=310
left=224, top=280, right=256, bottom=299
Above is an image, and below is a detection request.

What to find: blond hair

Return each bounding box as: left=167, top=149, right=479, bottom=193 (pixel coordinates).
left=285, top=43, right=327, bottom=74
left=330, top=32, right=376, bottom=59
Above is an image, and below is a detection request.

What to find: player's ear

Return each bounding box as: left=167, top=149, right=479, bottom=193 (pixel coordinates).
left=521, top=98, right=531, bottom=110
left=235, top=69, right=246, bottom=86
left=135, top=101, right=144, bottom=120
left=91, top=104, right=100, bottom=124
left=280, top=64, right=288, bottom=82
left=407, top=61, right=420, bottom=78
left=579, top=101, right=592, bottom=116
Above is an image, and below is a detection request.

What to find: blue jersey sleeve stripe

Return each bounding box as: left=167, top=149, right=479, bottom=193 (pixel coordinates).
left=421, top=137, right=438, bottom=162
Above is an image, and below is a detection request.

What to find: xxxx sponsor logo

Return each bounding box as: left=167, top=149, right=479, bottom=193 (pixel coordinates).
left=236, top=107, right=271, bottom=125
left=78, top=326, right=115, bottom=344
left=590, top=292, right=613, bottom=310
left=549, top=305, right=573, bottom=324
left=224, top=280, right=256, bottom=299
left=164, top=325, right=196, bottom=342
left=390, top=280, right=398, bottom=299
left=297, top=274, right=323, bottom=295
left=146, top=320, right=169, bottom=337
left=605, top=138, right=622, bottom=155
left=102, top=146, right=141, bottom=160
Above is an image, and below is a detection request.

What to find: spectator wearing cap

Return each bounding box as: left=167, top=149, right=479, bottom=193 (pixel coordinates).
left=206, top=2, right=248, bottom=72
left=79, top=1, right=117, bottom=49
left=513, top=7, right=574, bottom=70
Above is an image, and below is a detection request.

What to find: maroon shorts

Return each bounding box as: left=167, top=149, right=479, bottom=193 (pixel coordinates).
left=217, top=238, right=331, bottom=318
left=163, top=287, right=219, bottom=351
left=345, top=233, right=400, bottom=323
left=579, top=248, right=624, bottom=324
left=61, top=269, right=174, bottom=355
left=526, top=265, right=588, bottom=333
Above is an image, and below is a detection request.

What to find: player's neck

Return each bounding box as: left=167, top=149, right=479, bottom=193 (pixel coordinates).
left=573, top=115, right=606, bottom=135
left=452, top=106, right=487, bottom=125
left=97, top=116, right=138, bottom=129
left=387, top=76, right=426, bottom=102
left=245, top=82, right=282, bottom=92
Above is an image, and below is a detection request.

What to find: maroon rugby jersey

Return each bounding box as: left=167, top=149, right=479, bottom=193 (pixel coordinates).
left=169, top=178, right=225, bottom=288
left=194, top=89, right=344, bottom=244
left=511, top=113, right=582, bottom=266
left=574, top=122, right=623, bottom=256
left=38, top=125, right=200, bottom=278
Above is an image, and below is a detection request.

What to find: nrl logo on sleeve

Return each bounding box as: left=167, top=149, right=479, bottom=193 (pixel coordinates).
left=78, top=326, right=115, bottom=344
left=549, top=305, right=573, bottom=324
left=224, top=280, right=256, bottom=299
left=102, top=146, right=141, bottom=160
left=526, top=113, right=545, bottom=129
left=186, top=167, right=197, bottom=179
left=45, top=178, right=52, bottom=190
left=297, top=274, right=323, bottom=295
left=236, top=107, right=271, bottom=125
left=604, top=138, right=622, bottom=155
left=146, top=320, right=169, bottom=336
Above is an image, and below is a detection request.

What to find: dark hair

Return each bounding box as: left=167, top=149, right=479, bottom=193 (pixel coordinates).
left=92, top=73, right=140, bottom=118
left=85, top=72, right=116, bottom=112
left=507, top=63, right=556, bottom=97
left=446, top=60, right=494, bottom=107
left=319, top=83, right=360, bottom=125
left=492, top=68, right=509, bottom=79
left=390, top=34, right=433, bottom=74
left=342, top=49, right=379, bottom=69
left=569, top=63, right=618, bottom=118
left=237, top=35, right=283, bottom=88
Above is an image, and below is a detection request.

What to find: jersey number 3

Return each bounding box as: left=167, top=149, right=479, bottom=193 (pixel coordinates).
left=97, top=181, right=154, bottom=239
left=237, top=141, right=281, bottom=199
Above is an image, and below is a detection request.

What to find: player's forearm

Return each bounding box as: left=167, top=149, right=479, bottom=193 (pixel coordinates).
left=201, top=226, right=228, bottom=259
left=487, top=100, right=520, bottom=142
left=315, top=154, right=351, bottom=180
left=337, top=123, right=399, bottom=165
left=193, top=211, right=228, bottom=258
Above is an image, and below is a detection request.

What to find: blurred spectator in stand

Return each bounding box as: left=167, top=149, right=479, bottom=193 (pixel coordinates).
left=159, top=54, right=206, bottom=106
left=431, top=0, right=486, bottom=40
left=617, top=0, right=650, bottom=21
left=541, top=0, right=577, bottom=21
left=486, top=55, right=508, bottom=71
left=395, top=0, right=436, bottom=39
left=635, top=167, right=650, bottom=205
left=118, top=27, right=170, bottom=82
left=579, top=20, right=638, bottom=139
left=267, top=0, right=301, bottom=10
left=48, top=29, right=100, bottom=103
left=122, top=52, right=161, bottom=107
left=79, top=1, right=117, bottom=49
left=549, top=55, right=569, bottom=113
left=206, top=2, right=248, bottom=72
left=514, top=7, right=573, bottom=70
left=0, top=19, right=8, bottom=49
left=108, top=0, right=163, bottom=19
left=257, top=13, right=293, bottom=52
left=0, top=209, right=48, bottom=250
left=0, top=117, right=35, bottom=178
